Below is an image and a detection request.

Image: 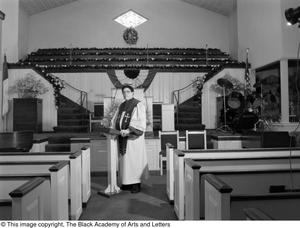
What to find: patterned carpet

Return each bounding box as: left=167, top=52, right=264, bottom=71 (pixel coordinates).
left=79, top=174, right=178, bottom=220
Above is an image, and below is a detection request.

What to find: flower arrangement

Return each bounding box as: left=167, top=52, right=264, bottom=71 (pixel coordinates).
left=9, top=73, right=49, bottom=98
left=123, top=27, right=138, bottom=45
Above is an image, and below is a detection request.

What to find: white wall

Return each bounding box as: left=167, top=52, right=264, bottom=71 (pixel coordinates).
left=28, top=0, right=229, bottom=52
left=228, top=8, right=238, bottom=60
left=145, top=72, right=204, bottom=104
left=237, top=0, right=283, bottom=69
left=18, top=5, right=29, bottom=60
left=0, top=0, right=19, bottom=62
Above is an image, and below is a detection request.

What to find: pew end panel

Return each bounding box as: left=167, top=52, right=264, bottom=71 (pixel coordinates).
left=31, top=137, right=48, bottom=152
left=166, top=144, right=176, bottom=203
left=71, top=138, right=92, bottom=205
left=203, top=174, right=232, bottom=220
left=184, top=159, right=201, bottom=220
left=10, top=177, right=50, bottom=220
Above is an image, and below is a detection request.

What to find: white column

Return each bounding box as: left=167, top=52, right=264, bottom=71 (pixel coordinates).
left=280, top=59, right=289, bottom=123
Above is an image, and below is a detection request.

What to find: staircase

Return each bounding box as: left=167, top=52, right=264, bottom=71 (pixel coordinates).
left=175, top=95, right=205, bottom=131
left=53, top=94, right=89, bottom=133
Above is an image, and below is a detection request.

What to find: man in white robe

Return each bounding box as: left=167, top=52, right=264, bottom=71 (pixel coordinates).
left=111, top=85, right=149, bottom=193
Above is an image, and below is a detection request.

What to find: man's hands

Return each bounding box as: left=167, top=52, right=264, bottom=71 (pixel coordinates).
left=120, top=129, right=130, bottom=137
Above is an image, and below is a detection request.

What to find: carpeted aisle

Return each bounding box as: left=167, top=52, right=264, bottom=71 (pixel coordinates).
left=79, top=174, right=178, bottom=220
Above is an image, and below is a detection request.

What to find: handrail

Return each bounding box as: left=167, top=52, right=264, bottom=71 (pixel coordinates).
left=61, top=80, right=89, bottom=113
left=172, top=80, right=198, bottom=126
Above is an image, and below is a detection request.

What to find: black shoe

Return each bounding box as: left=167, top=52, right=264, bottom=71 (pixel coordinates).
left=121, top=184, right=132, bottom=191
left=130, top=184, right=141, bottom=194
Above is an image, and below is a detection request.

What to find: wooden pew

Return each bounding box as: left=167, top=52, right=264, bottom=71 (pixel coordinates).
left=204, top=174, right=300, bottom=220
left=0, top=152, right=82, bottom=220
left=0, top=161, right=69, bottom=220
left=0, top=177, right=50, bottom=220
left=184, top=156, right=300, bottom=220
left=0, top=131, right=33, bottom=152
left=168, top=146, right=300, bottom=220
left=71, top=138, right=91, bottom=205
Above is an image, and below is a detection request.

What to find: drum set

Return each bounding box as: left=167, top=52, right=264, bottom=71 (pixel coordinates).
left=216, top=78, right=265, bottom=132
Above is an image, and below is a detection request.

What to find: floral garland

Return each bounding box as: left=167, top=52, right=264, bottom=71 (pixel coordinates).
left=45, top=73, right=65, bottom=107
left=123, top=27, right=138, bottom=45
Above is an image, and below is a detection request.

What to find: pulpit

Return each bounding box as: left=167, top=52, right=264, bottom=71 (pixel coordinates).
left=97, top=127, right=121, bottom=197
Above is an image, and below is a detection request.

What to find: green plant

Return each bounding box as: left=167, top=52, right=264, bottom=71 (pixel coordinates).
left=9, top=74, right=49, bottom=98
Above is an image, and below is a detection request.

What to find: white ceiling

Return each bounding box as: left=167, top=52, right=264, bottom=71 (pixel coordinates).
left=20, top=0, right=236, bottom=17
left=181, top=0, right=236, bottom=16
left=20, top=0, right=78, bottom=15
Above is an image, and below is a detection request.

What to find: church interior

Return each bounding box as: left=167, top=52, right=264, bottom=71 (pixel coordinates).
left=1, top=0, right=300, bottom=221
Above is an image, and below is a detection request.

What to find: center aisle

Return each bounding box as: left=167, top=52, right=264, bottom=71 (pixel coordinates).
left=80, top=174, right=178, bottom=220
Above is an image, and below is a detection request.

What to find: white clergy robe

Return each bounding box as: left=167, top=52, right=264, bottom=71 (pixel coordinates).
left=111, top=101, right=149, bottom=185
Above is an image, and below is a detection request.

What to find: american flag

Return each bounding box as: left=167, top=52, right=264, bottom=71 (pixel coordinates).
left=244, top=48, right=252, bottom=97
left=2, top=55, right=9, bottom=117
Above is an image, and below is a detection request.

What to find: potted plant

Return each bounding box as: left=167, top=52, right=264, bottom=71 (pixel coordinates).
left=9, top=74, right=49, bottom=132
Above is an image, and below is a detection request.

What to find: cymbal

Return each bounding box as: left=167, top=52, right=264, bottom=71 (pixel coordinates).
left=217, top=78, right=233, bottom=89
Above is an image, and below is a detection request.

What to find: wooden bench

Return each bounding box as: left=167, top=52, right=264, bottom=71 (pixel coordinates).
left=0, top=161, right=69, bottom=219
left=0, top=131, right=33, bottom=152
left=0, top=151, right=82, bottom=220
left=184, top=156, right=300, bottom=219
left=204, top=174, right=300, bottom=220
left=0, top=177, right=49, bottom=220
left=168, top=146, right=300, bottom=219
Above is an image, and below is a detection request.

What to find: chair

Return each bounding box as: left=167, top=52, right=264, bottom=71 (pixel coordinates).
left=158, top=131, right=179, bottom=175
left=185, top=130, right=207, bottom=150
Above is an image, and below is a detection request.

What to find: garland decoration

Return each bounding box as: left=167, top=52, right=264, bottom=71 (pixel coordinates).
left=45, top=73, right=65, bottom=107
left=123, top=27, right=138, bottom=45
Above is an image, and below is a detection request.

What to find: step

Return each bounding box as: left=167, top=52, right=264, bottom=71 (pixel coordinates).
left=58, top=113, right=89, bottom=120
left=58, top=119, right=90, bottom=126
left=48, top=136, right=71, bottom=144
left=53, top=125, right=89, bottom=133
left=176, top=118, right=201, bottom=124
left=45, top=143, right=70, bottom=152
left=175, top=123, right=205, bottom=131
left=58, top=108, right=88, bottom=114
left=176, top=112, right=201, bottom=118
left=178, top=106, right=201, bottom=112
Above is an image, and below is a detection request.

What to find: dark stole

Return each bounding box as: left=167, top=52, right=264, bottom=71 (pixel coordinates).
left=115, top=98, right=143, bottom=155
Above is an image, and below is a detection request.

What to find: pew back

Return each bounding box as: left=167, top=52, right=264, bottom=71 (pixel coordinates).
left=171, top=147, right=300, bottom=220
left=0, top=151, right=83, bottom=220
left=194, top=163, right=300, bottom=220
left=0, top=131, right=33, bottom=152
left=204, top=174, right=300, bottom=220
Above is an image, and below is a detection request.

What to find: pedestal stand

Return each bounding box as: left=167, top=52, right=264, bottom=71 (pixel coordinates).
left=97, top=127, right=121, bottom=197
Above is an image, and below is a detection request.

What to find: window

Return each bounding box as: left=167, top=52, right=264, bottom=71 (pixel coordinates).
left=114, top=10, right=148, bottom=28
